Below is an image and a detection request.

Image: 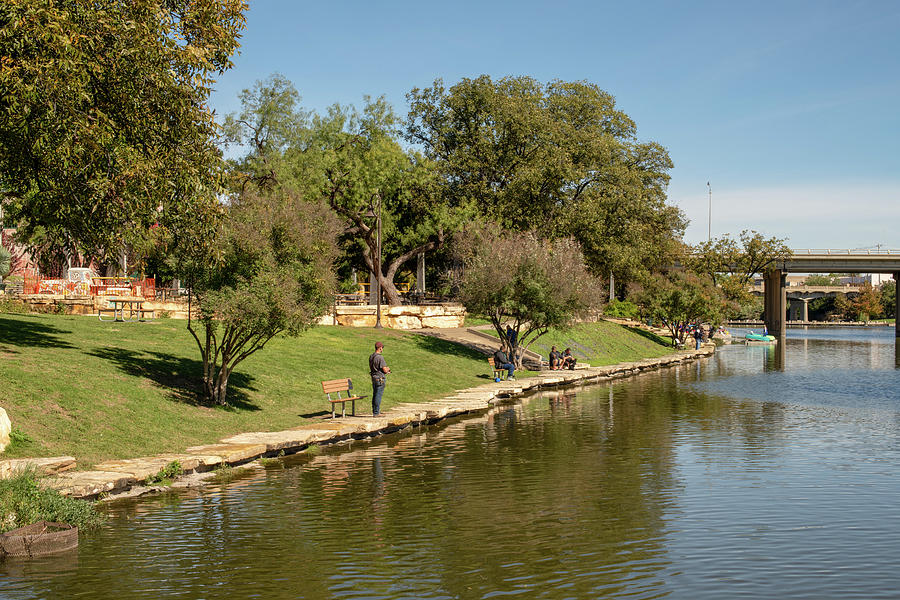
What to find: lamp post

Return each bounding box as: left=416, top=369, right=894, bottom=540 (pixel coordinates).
left=374, top=193, right=383, bottom=329
left=707, top=181, right=712, bottom=242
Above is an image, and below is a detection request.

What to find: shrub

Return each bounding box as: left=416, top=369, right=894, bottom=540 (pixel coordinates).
left=0, top=299, right=29, bottom=314
left=604, top=300, right=639, bottom=319
left=146, top=460, right=183, bottom=486
left=0, top=469, right=106, bottom=533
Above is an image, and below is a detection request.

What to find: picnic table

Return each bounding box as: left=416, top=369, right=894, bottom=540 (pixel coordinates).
left=98, top=298, right=152, bottom=322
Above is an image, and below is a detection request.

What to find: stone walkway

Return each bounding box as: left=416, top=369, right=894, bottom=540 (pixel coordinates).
left=0, top=347, right=713, bottom=500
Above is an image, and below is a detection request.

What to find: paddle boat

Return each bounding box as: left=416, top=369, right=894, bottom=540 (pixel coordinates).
left=745, top=331, right=776, bottom=343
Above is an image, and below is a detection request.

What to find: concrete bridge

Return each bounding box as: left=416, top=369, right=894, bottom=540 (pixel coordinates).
left=749, top=284, right=861, bottom=321
left=762, top=249, right=900, bottom=337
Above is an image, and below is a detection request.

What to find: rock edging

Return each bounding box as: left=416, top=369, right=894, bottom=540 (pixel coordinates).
left=1, top=347, right=714, bottom=500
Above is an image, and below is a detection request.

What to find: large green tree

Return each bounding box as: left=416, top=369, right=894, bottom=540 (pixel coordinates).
left=225, top=78, right=470, bottom=304
left=0, top=0, right=246, bottom=266
left=406, top=75, right=686, bottom=284
left=634, top=271, right=723, bottom=346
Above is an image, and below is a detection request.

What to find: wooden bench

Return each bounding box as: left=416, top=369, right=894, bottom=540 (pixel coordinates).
left=487, top=357, right=507, bottom=381
left=321, top=378, right=367, bottom=418
left=138, top=309, right=155, bottom=320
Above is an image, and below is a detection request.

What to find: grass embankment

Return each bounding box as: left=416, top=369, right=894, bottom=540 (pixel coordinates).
left=485, top=320, right=674, bottom=366
left=0, top=314, right=673, bottom=467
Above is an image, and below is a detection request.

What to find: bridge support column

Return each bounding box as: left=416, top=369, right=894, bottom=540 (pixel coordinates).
left=800, top=298, right=809, bottom=322
left=894, top=272, right=899, bottom=338
left=764, top=269, right=786, bottom=336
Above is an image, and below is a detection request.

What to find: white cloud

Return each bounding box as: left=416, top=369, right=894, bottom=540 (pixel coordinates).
left=670, top=182, right=900, bottom=249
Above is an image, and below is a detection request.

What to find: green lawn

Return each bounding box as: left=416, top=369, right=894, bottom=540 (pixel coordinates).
left=0, top=314, right=499, bottom=467
left=487, top=320, right=676, bottom=366
left=0, top=314, right=674, bottom=468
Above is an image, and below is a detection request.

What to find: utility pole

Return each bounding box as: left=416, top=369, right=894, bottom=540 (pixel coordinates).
left=707, top=181, right=712, bottom=242
left=374, top=192, right=383, bottom=329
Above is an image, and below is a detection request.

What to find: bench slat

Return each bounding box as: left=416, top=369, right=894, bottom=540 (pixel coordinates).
left=321, top=378, right=352, bottom=394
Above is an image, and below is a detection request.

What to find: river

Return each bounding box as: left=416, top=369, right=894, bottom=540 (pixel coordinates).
left=2, top=327, right=899, bottom=599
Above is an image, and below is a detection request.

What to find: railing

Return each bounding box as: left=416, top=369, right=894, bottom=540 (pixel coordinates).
left=791, top=249, right=900, bottom=255
left=22, top=273, right=156, bottom=299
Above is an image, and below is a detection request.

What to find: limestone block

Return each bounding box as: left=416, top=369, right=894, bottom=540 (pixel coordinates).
left=93, top=457, right=177, bottom=481
left=337, top=313, right=377, bottom=328
left=387, top=314, right=422, bottom=329
left=0, top=456, right=76, bottom=479
left=420, top=315, right=465, bottom=328
left=220, top=430, right=322, bottom=453
left=47, top=471, right=137, bottom=499
left=0, top=407, right=10, bottom=453
left=152, top=453, right=206, bottom=473
left=184, top=442, right=267, bottom=465
left=386, top=305, right=414, bottom=316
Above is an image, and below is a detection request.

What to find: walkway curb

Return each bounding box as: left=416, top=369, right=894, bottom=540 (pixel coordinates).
left=4, top=348, right=714, bottom=500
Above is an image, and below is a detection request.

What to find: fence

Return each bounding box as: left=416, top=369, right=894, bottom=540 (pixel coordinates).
left=22, top=273, right=156, bottom=299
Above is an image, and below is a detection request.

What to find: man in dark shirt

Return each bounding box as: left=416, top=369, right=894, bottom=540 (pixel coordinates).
left=549, top=346, right=561, bottom=370
left=561, top=348, right=576, bottom=370
left=493, top=347, right=515, bottom=380
left=369, top=341, right=391, bottom=416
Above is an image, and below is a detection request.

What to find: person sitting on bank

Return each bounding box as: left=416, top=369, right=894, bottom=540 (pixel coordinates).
left=549, top=346, right=562, bottom=370
left=561, top=348, right=576, bottom=370
left=493, top=347, right=516, bottom=380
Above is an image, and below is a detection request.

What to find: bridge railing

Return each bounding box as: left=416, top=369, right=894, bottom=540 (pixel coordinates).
left=791, top=249, right=900, bottom=255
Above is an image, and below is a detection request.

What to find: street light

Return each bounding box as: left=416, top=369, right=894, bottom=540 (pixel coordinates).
left=707, top=181, right=712, bottom=242
left=375, top=193, right=383, bottom=329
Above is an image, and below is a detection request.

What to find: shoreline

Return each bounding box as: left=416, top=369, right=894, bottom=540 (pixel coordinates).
left=6, top=346, right=714, bottom=502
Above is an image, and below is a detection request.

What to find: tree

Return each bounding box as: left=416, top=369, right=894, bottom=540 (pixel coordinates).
left=182, top=190, right=339, bottom=405
left=0, top=0, right=247, bottom=267
left=881, top=279, right=896, bottom=319
left=455, top=226, right=603, bottom=367
left=0, top=246, right=10, bottom=280
left=850, top=282, right=881, bottom=321
left=634, top=271, right=723, bottom=346
left=406, top=75, right=686, bottom=285
left=687, top=230, right=792, bottom=317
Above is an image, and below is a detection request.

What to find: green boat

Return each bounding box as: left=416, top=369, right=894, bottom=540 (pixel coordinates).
left=745, top=332, right=776, bottom=342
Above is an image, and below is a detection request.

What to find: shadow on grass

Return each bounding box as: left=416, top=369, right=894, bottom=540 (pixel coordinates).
left=625, top=326, right=672, bottom=347
left=87, top=347, right=260, bottom=411
left=0, top=315, right=74, bottom=350
left=411, top=333, right=490, bottom=360
left=299, top=410, right=331, bottom=419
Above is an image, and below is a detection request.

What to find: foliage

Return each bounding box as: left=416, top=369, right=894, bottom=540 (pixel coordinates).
left=850, top=282, right=882, bottom=321
left=689, top=230, right=792, bottom=286
left=881, top=279, right=896, bottom=319
left=0, top=468, right=105, bottom=533
left=0, top=246, right=10, bottom=278
left=406, top=75, right=686, bottom=284
left=0, top=298, right=28, bottom=314
left=633, top=271, right=723, bottom=345
left=604, top=300, right=639, bottom=319
left=183, top=190, right=339, bottom=405
left=0, top=0, right=246, bottom=267
left=805, top=274, right=842, bottom=286
left=455, top=226, right=603, bottom=367
left=146, top=460, right=183, bottom=486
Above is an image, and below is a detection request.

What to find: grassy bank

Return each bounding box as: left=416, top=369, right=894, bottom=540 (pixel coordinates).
left=0, top=313, right=673, bottom=467
left=485, top=320, right=675, bottom=366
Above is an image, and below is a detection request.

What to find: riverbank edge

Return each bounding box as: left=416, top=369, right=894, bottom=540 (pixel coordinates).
left=5, top=346, right=714, bottom=502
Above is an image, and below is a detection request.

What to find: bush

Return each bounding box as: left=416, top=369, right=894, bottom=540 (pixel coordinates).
left=0, top=299, right=29, bottom=314
left=604, top=300, right=639, bottom=319
left=146, top=460, right=183, bottom=486
left=0, top=469, right=106, bottom=533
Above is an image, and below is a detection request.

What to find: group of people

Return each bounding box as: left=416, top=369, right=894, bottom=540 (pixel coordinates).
left=548, top=346, right=576, bottom=370
left=367, top=335, right=579, bottom=417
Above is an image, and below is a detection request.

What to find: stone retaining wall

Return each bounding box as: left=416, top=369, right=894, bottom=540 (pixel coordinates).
left=318, top=303, right=466, bottom=329
left=0, top=347, right=714, bottom=500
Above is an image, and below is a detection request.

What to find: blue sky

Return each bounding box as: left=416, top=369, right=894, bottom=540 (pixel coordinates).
left=208, top=0, right=900, bottom=249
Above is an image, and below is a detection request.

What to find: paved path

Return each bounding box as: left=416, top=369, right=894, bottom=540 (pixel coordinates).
left=0, top=346, right=713, bottom=500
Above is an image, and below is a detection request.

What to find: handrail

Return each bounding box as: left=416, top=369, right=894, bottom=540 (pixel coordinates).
left=790, top=249, right=900, bottom=255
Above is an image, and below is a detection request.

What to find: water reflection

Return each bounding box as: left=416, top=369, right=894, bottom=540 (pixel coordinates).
left=3, top=329, right=900, bottom=599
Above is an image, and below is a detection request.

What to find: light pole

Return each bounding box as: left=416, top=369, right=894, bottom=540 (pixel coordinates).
left=707, top=181, right=712, bottom=241
left=374, top=193, right=383, bottom=329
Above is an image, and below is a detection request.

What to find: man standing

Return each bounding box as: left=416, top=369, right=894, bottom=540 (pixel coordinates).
left=369, top=341, right=391, bottom=416
left=493, top=346, right=515, bottom=381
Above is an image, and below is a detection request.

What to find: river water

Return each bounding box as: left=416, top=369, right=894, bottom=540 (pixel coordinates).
left=2, top=327, right=899, bottom=599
